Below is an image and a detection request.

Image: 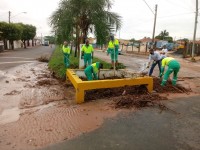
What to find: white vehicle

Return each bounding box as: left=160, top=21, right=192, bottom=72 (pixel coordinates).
left=118, top=48, right=122, bottom=55
left=44, top=40, right=49, bottom=46
left=42, top=40, right=49, bottom=46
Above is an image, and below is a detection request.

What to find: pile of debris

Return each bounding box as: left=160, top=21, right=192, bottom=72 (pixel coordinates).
left=153, top=78, right=191, bottom=94
left=85, top=78, right=191, bottom=110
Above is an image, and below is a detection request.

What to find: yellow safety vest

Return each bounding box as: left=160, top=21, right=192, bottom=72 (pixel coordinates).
left=81, top=44, right=94, bottom=53
left=108, top=41, right=115, bottom=49
left=114, top=39, right=119, bottom=46
left=162, top=57, right=174, bottom=67
left=91, top=63, right=99, bottom=74
left=62, top=45, right=70, bottom=54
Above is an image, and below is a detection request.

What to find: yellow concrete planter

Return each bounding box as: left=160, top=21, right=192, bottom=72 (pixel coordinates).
left=67, top=69, right=153, bottom=104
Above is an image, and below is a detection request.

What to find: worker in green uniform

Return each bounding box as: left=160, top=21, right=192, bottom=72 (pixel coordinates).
left=62, top=41, right=71, bottom=68
left=81, top=39, right=94, bottom=68
left=107, top=35, right=119, bottom=69
left=160, top=57, right=180, bottom=86
left=84, top=62, right=103, bottom=81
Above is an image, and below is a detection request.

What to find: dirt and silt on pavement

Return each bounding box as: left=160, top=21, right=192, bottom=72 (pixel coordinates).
left=0, top=62, right=195, bottom=150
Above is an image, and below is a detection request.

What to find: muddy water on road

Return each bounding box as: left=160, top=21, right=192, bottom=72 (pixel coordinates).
left=0, top=62, right=124, bottom=150
left=0, top=62, right=66, bottom=125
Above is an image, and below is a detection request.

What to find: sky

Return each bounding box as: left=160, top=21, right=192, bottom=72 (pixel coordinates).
left=0, top=0, right=199, bottom=40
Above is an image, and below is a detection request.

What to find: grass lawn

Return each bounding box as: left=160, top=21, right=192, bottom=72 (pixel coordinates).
left=48, top=46, right=125, bottom=79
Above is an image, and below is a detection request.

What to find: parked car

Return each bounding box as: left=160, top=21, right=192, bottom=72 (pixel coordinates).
left=166, top=43, right=174, bottom=51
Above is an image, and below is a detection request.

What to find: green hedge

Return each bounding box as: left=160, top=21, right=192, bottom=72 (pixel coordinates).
left=48, top=46, right=125, bottom=79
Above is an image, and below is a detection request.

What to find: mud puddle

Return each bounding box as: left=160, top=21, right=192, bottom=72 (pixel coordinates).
left=0, top=108, right=20, bottom=125
left=0, top=99, right=122, bottom=150
left=0, top=62, right=66, bottom=124
left=0, top=62, right=124, bottom=150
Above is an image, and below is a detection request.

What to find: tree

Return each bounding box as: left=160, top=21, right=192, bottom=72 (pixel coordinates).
left=49, top=0, right=122, bottom=57
left=28, top=25, right=36, bottom=46
left=19, top=23, right=36, bottom=48
left=2, top=23, right=22, bottom=50
left=159, top=30, right=169, bottom=39
left=0, top=22, right=36, bottom=49
left=0, top=22, right=9, bottom=49
left=9, top=23, right=22, bottom=50
left=155, top=30, right=173, bottom=42
left=44, top=36, right=55, bottom=44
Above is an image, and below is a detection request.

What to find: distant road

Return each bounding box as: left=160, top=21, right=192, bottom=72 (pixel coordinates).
left=94, top=50, right=148, bottom=72
left=0, top=46, right=54, bottom=70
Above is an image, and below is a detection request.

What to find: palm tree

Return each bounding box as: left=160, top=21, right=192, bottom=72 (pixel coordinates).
left=159, top=30, right=169, bottom=40
left=49, top=0, right=122, bottom=57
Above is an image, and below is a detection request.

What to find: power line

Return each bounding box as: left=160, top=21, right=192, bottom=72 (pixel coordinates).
left=142, top=0, right=154, bottom=15
left=128, top=12, right=195, bottom=29
left=167, top=0, right=193, bottom=11
left=158, top=12, right=194, bottom=19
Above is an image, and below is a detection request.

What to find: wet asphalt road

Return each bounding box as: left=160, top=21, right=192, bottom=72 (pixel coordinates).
left=94, top=50, right=149, bottom=72
left=42, top=96, right=200, bottom=150
left=0, top=45, right=54, bottom=70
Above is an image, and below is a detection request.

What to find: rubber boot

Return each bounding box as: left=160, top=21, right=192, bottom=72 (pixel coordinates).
left=172, top=80, right=176, bottom=86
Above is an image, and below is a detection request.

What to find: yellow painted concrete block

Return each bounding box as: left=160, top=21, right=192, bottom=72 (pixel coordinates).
left=67, top=69, right=153, bottom=104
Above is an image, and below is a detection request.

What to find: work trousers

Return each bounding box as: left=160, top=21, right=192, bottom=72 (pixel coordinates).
left=161, top=60, right=180, bottom=86
left=149, top=60, right=161, bottom=76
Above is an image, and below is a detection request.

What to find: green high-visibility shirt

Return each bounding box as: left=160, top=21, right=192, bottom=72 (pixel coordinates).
left=114, top=39, right=119, bottom=46
left=62, top=45, right=70, bottom=54
left=108, top=41, right=115, bottom=49
left=162, top=57, right=174, bottom=67
left=91, top=62, right=100, bottom=74
left=81, top=44, right=94, bottom=54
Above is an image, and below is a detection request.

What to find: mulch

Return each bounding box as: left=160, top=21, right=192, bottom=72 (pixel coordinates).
left=85, top=77, right=191, bottom=110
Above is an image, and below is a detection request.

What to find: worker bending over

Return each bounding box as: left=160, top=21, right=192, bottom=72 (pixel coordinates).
left=81, top=39, right=94, bottom=68
left=84, top=62, right=103, bottom=81
left=147, top=49, right=162, bottom=76
left=160, top=57, right=180, bottom=86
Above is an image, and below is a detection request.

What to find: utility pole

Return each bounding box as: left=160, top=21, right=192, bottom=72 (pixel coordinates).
left=152, top=4, right=158, bottom=47
left=192, top=0, right=198, bottom=61
left=8, top=11, right=11, bottom=23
